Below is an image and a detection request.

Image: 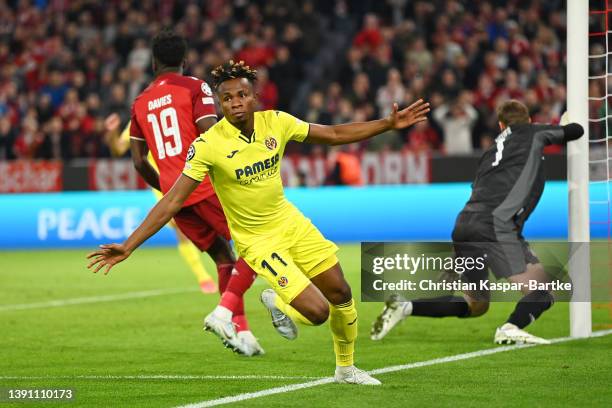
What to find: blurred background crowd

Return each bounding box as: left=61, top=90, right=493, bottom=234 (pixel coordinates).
left=0, top=0, right=567, bottom=161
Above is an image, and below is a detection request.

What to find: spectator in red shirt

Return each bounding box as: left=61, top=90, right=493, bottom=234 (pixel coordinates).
left=405, top=121, right=441, bottom=152
left=235, top=33, right=275, bottom=68
left=353, top=13, right=383, bottom=54
left=325, top=145, right=364, bottom=186
left=13, top=109, right=43, bottom=159
left=58, top=88, right=80, bottom=126
left=255, top=67, right=278, bottom=110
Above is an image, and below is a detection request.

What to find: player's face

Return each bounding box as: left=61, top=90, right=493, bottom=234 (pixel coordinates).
left=217, top=78, right=257, bottom=126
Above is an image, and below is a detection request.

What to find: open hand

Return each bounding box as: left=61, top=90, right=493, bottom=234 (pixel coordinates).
left=387, top=99, right=430, bottom=130
left=86, top=244, right=131, bottom=275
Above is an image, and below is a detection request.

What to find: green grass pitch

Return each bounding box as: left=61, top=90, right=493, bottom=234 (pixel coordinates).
left=0, top=245, right=611, bottom=407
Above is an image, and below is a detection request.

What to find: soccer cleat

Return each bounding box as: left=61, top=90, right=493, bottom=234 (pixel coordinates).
left=203, top=312, right=246, bottom=354
left=260, top=289, right=298, bottom=340
left=494, top=323, right=551, bottom=345
left=237, top=330, right=265, bottom=356
left=370, top=294, right=410, bottom=341
left=334, top=366, right=381, bottom=385
left=199, top=279, right=218, bottom=294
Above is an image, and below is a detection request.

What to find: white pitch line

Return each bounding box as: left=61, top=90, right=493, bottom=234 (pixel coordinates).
left=177, top=329, right=612, bottom=408
left=0, top=375, right=319, bottom=381
left=179, top=378, right=336, bottom=408
left=0, top=287, right=199, bottom=312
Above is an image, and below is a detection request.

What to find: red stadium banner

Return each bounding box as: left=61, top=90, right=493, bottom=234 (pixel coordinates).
left=85, top=152, right=430, bottom=191
left=0, top=160, right=63, bottom=193
left=88, top=159, right=148, bottom=191
left=361, top=151, right=430, bottom=184
left=282, top=150, right=430, bottom=186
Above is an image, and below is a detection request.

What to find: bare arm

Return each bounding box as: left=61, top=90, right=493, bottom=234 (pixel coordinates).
left=304, top=100, right=429, bottom=145
left=86, top=175, right=200, bottom=274
left=122, top=175, right=197, bottom=252
left=130, top=138, right=161, bottom=191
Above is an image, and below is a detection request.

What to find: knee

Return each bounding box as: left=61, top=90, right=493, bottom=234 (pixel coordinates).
left=467, top=300, right=489, bottom=317
left=325, top=282, right=352, bottom=306
left=303, top=301, right=330, bottom=326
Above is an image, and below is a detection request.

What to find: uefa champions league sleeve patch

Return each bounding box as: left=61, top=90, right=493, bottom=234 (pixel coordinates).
left=201, top=82, right=213, bottom=96
left=187, top=145, right=195, bottom=161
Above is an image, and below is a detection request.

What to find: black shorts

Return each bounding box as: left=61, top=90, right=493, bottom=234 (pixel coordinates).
left=451, top=211, right=539, bottom=283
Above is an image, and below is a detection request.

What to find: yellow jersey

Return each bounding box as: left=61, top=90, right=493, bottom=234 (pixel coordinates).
left=183, top=110, right=310, bottom=254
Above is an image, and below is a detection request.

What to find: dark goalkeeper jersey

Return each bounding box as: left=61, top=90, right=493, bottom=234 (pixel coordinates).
left=462, top=123, right=584, bottom=229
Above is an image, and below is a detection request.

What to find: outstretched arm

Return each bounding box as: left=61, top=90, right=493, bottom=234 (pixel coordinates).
left=304, top=100, right=430, bottom=146
left=536, top=123, right=584, bottom=145
left=86, top=175, right=200, bottom=274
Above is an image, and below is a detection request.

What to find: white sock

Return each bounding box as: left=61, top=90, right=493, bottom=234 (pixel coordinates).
left=335, top=365, right=355, bottom=373
left=237, top=330, right=254, bottom=340
left=402, top=301, right=413, bottom=317
left=213, top=305, right=232, bottom=320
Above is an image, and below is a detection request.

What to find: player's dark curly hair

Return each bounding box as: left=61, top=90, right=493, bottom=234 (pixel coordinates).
left=210, top=60, right=258, bottom=89
left=152, top=28, right=187, bottom=68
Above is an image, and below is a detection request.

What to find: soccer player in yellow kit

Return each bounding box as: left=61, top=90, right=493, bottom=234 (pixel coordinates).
left=88, top=61, right=429, bottom=384
left=102, top=113, right=217, bottom=294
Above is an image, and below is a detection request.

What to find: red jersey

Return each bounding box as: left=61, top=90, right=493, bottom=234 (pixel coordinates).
left=130, top=73, right=217, bottom=207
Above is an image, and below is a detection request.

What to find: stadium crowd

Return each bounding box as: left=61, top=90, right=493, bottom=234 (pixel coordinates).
left=0, top=0, right=567, bottom=161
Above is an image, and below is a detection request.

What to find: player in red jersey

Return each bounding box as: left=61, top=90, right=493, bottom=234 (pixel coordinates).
left=122, top=29, right=260, bottom=356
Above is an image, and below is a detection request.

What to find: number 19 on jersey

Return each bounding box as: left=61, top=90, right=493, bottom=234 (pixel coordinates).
left=147, top=107, right=182, bottom=160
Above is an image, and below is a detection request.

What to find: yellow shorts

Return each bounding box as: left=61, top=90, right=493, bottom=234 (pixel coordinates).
left=243, top=216, right=339, bottom=304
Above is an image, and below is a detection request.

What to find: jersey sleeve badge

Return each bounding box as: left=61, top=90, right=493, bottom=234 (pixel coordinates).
left=201, top=82, right=213, bottom=96
left=187, top=144, right=195, bottom=161
left=264, top=136, right=277, bottom=150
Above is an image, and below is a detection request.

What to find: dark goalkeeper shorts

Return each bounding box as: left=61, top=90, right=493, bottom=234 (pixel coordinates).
left=451, top=211, right=539, bottom=283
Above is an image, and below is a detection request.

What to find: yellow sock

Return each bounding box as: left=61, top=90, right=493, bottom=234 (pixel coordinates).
left=329, top=299, right=357, bottom=367
left=177, top=240, right=212, bottom=283
left=274, top=295, right=315, bottom=326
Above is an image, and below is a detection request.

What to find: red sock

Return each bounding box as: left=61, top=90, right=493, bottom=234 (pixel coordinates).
left=217, top=263, right=233, bottom=294
left=225, top=258, right=257, bottom=298
left=216, top=260, right=256, bottom=329
left=217, top=263, right=240, bottom=311
left=225, top=258, right=257, bottom=331
left=233, top=314, right=249, bottom=332
left=220, top=290, right=240, bottom=313
left=232, top=282, right=248, bottom=331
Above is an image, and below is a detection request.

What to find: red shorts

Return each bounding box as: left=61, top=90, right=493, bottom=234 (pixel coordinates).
left=173, top=194, right=231, bottom=251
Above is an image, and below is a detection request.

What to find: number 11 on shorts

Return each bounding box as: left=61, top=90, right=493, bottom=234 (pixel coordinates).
left=261, top=252, right=287, bottom=276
